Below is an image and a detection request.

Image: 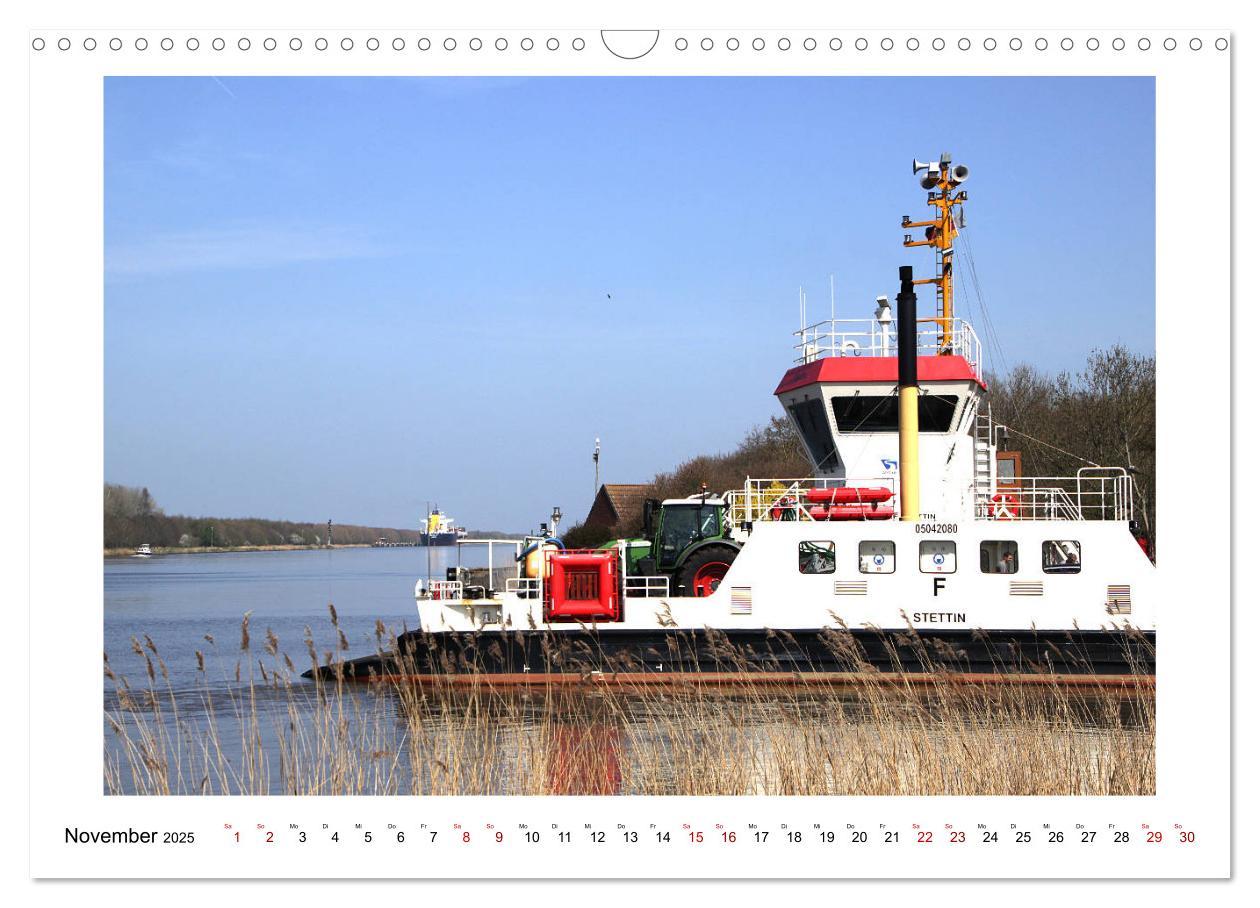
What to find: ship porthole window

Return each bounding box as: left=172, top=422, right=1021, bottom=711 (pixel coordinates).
left=1042, top=540, right=1081, bottom=574
left=859, top=540, right=895, bottom=574
left=980, top=540, right=1019, bottom=574
left=918, top=540, right=956, bottom=574
left=799, top=541, right=836, bottom=574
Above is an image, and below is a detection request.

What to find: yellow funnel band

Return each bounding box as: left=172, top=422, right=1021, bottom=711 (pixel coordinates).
left=898, top=387, right=920, bottom=521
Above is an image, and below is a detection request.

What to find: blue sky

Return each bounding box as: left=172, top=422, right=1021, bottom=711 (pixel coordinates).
left=105, top=76, right=1154, bottom=531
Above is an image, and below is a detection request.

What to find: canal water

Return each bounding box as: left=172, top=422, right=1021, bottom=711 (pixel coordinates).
left=105, top=546, right=467, bottom=688
left=103, top=546, right=513, bottom=794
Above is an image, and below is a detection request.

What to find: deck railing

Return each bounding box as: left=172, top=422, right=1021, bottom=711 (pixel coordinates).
left=505, top=576, right=541, bottom=597
left=973, top=469, right=1134, bottom=522
left=731, top=469, right=1133, bottom=525
left=727, top=477, right=899, bottom=524
left=793, top=317, right=981, bottom=377
left=429, top=580, right=465, bottom=601
left=624, top=575, right=671, bottom=598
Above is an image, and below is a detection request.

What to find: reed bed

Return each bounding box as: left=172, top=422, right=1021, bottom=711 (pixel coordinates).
left=103, top=610, right=1154, bottom=797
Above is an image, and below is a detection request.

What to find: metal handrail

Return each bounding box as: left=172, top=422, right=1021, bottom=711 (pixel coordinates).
left=975, top=472, right=1133, bottom=522
left=624, top=575, right=671, bottom=598
left=793, top=317, right=981, bottom=378
left=729, top=477, right=899, bottom=524
left=430, top=580, right=465, bottom=601
left=506, top=577, right=541, bottom=596
left=730, top=472, right=1131, bottom=523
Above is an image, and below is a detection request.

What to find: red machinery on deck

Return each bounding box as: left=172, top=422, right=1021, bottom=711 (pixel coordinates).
left=545, top=549, right=622, bottom=622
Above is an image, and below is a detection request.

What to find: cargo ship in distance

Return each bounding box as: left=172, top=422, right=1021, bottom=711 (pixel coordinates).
left=420, top=508, right=467, bottom=546
left=308, top=153, right=1155, bottom=684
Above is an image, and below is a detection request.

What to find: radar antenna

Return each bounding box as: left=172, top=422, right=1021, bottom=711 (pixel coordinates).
left=903, top=153, right=970, bottom=352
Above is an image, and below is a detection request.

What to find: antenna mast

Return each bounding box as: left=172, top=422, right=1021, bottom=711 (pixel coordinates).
left=903, top=152, right=970, bottom=352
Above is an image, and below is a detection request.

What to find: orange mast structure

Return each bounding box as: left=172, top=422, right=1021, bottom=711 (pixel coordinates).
left=902, top=152, right=969, bottom=353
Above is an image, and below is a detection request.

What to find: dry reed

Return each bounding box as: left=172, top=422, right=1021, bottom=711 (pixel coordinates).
left=103, top=612, right=1154, bottom=797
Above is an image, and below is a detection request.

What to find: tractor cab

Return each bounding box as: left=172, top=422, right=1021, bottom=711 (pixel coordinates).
left=656, top=499, right=724, bottom=569
left=633, top=494, right=741, bottom=596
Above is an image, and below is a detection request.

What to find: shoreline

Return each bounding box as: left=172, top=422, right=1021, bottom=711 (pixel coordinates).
left=104, top=543, right=380, bottom=558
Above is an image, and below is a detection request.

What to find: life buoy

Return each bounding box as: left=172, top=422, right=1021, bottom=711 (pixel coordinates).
left=770, top=496, right=797, bottom=520
left=989, top=493, right=1018, bottom=520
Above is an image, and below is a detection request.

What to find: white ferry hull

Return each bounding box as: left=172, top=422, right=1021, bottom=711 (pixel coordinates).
left=414, top=520, right=1153, bottom=636
left=305, top=519, right=1154, bottom=682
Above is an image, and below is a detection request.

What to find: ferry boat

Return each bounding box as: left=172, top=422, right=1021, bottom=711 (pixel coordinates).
left=420, top=508, right=467, bottom=547
left=309, top=154, right=1155, bottom=683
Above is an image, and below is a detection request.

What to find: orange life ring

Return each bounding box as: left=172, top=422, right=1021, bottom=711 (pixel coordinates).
left=770, top=496, right=797, bottom=520
left=989, top=493, right=1018, bottom=520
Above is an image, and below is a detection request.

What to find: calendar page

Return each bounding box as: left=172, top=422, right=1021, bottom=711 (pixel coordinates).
left=15, top=0, right=1241, bottom=891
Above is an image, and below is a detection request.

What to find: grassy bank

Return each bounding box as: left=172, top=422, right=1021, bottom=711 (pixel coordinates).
left=104, top=612, right=1155, bottom=797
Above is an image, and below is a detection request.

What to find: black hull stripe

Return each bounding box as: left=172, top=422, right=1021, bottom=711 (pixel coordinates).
left=305, top=627, right=1155, bottom=681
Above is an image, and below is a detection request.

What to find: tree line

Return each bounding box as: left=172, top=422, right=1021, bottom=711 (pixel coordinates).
left=986, top=345, right=1155, bottom=553
left=103, top=484, right=426, bottom=550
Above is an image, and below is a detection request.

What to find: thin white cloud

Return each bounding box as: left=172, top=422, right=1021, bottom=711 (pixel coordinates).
left=106, top=222, right=390, bottom=278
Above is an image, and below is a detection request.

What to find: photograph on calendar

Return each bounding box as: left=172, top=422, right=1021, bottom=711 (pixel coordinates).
left=102, top=74, right=1155, bottom=797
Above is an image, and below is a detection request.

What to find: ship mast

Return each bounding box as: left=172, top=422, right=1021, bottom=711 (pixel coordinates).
left=902, top=153, right=969, bottom=353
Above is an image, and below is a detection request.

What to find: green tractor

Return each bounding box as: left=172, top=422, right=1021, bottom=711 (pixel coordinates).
left=625, top=493, right=742, bottom=597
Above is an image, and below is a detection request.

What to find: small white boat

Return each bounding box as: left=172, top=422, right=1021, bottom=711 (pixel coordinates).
left=133, top=544, right=153, bottom=558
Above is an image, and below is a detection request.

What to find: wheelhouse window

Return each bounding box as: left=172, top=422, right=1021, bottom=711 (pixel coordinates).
left=859, top=540, right=895, bottom=574
left=918, top=394, right=960, bottom=431
left=831, top=393, right=959, bottom=433
left=799, top=541, right=836, bottom=574
left=1042, top=540, right=1082, bottom=574
left=918, top=540, right=956, bottom=574
left=785, top=398, right=838, bottom=471
left=980, top=540, right=1019, bottom=574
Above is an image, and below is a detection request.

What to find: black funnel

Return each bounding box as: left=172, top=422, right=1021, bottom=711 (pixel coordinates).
left=896, top=265, right=918, bottom=387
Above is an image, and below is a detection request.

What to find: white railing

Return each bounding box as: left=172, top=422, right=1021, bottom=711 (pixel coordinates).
left=624, top=575, right=671, bottom=598
left=974, top=469, right=1134, bottom=522
left=728, top=477, right=899, bottom=524
left=730, top=470, right=1132, bottom=525
left=430, top=580, right=465, bottom=601
left=506, top=576, right=541, bottom=597
left=793, top=317, right=981, bottom=378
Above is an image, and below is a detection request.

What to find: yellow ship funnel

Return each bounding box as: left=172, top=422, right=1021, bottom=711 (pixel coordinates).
left=896, top=265, right=920, bottom=522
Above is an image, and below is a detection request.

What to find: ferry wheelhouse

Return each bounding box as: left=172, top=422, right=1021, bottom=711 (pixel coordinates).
left=309, top=154, right=1154, bottom=682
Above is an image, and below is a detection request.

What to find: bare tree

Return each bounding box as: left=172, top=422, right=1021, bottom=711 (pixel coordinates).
left=988, top=345, right=1155, bottom=552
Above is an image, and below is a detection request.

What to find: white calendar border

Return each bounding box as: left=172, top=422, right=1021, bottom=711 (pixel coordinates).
left=14, top=0, right=1235, bottom=883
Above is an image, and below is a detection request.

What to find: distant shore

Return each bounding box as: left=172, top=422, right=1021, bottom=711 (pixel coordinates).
left=104, top=543, right=378, bottom=559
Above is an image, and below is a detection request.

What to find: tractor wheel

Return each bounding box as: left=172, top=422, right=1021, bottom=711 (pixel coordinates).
left=676, top=545, right=738, bottom=597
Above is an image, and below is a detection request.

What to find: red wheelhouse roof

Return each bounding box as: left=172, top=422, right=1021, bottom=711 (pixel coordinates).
left=775, top=354, right=985, bottom=396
